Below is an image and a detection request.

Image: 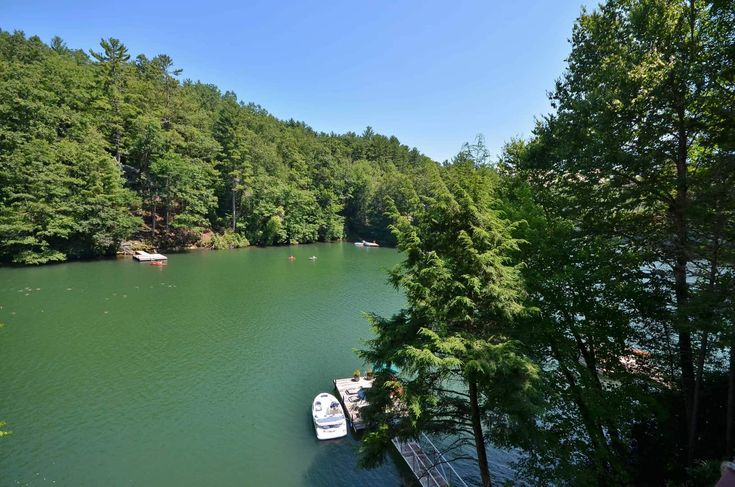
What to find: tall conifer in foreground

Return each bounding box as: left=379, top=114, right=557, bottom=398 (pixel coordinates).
left=359, top=162, right=540, bottom=487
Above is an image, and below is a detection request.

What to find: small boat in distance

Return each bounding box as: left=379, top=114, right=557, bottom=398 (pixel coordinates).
left=312, top=393, right=347, bottom=440
left=308, top=256, right=317, bottom=260
left=354, top=240, right=379, bottom=247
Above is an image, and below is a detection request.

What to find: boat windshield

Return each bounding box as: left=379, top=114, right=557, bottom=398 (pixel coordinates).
left=316, top=415, right=344, bottom=424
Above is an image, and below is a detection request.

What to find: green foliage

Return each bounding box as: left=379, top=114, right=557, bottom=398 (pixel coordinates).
left=498, top=0, right=735, bottom=483
left=499, top=158, right=655, bottom=484
left=0, top=30, right=439, bottom=264
left=0, top=39, right=140, bottom=263
left=209, top=230, right=249, bottom=250
left=359, top=167, right=542, bottom=484
left=686, top=460, right=723, bottom=487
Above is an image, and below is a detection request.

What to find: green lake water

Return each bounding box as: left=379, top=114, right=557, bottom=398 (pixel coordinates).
left=0, top=243, right=416, bottom=486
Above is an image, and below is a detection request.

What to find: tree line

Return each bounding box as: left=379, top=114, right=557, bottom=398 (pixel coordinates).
left=0, top=30, right=439, bottom=264
left=359, top=0, right=734, bottom=485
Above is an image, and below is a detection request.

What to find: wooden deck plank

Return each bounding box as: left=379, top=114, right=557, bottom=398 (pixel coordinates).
left=392, top=437, right=452, bottom=487
left=333, top=376, right=373, bottom=431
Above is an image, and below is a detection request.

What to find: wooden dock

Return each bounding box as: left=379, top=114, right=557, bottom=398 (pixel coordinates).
left=332, top=375, right=468, bottom=487
left=392, top=434, right=469, bottom=487
left=133, top=250, right=168, bottom=262
left=333, top=376, right=373, bottom=431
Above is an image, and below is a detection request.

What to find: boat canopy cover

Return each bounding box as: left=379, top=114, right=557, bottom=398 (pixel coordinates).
left=373, top=362, right=400, bottom=374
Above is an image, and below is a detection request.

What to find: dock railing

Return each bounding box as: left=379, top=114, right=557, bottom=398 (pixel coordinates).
left=392, top=433, right=469, bottom=487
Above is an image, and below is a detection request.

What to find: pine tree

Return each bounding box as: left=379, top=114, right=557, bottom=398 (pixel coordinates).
left=359, top=170, right=540, bottom=487
left=90, top=38, right=131, bottom=166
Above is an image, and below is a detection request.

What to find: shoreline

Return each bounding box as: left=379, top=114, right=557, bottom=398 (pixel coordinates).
left=0, top=240, right=393, bottom=268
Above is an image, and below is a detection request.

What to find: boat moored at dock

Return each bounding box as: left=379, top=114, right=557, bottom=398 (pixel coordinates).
left=312, top=393, right=347, bottom=440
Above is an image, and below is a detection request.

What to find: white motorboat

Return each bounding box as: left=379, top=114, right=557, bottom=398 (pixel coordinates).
left=312, top=393, right=347, bottom=440
left=354, top=240, right=379, bottom=247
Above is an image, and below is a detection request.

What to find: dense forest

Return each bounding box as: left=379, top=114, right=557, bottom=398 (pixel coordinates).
left=1, top=0, right=734, bottom=485
left=0, top=30, right=440, bottom=264
left=358, top=0, right=735, bottom=486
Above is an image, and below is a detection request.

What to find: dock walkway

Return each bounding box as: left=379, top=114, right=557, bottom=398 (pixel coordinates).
left=392, top=434, right=469, bottom=487
left=332, top=375, right=468, bottom=487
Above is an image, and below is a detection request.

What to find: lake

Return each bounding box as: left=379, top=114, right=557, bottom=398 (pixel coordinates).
left=0, top=243, right=517, bottom=486
left=0, top=243, right=412, bottom=486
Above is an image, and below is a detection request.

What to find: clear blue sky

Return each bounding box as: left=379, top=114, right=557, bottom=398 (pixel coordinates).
left=1, top=0, right=592, bottom=162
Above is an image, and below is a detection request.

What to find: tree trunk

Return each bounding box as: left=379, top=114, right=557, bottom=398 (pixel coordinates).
left=468, top=379, right=492, bottom=487
left=568, top=320, right=627, bottom=461
left=727, top=333, right=735, bottom=457
left=679, top=328, right=695, bottom=433
left=114, top=129, right=121, bottom=165
left=674, top=108, right=694, bottom=461
left=232, top=189, right=237, bottom=232
left=689, top=332, right=709, bottom=463
left=152, top=203, right=157, bottom=235
left=674, top=240, right=693, bottom=429
left=552, top=343, right=614, bottom=484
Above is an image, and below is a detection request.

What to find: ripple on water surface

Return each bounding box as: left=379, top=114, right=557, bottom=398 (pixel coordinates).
left=0, top=244, right=518, bottom=486
left=0, top=245, right=412, bottom=486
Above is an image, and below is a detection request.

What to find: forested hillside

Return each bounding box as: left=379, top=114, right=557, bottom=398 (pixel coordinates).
left=0, top=31, right=440, bottom=264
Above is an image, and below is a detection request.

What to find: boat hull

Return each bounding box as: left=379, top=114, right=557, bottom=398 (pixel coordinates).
left=314, top=421, right=348, bottom=440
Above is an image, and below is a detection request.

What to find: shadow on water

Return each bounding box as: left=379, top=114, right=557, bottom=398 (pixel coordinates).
left=303, top=420, right=419, bottom=487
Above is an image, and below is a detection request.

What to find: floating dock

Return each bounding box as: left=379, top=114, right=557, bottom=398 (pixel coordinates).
left=133, top=251, right=168, bottom=262
left=333, top=376, right=373, bottom=431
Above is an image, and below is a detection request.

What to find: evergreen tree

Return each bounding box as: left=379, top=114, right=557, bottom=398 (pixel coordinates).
left=89, top=38, right=132, bottom=166
left=359, top=168, right=540, bottom=487
left=523, top=0, right=735, bottom=465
